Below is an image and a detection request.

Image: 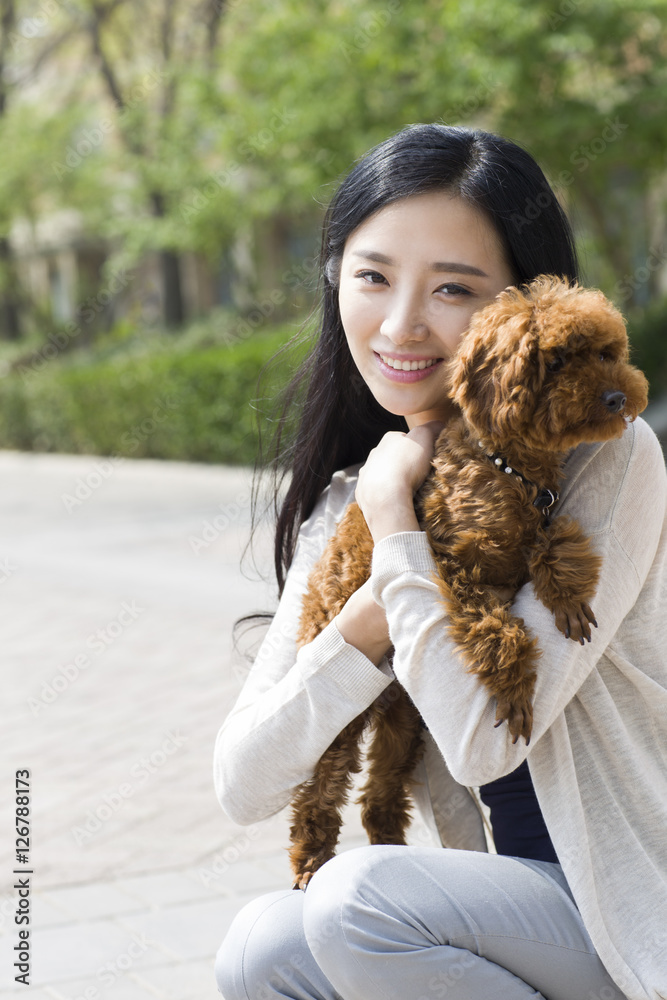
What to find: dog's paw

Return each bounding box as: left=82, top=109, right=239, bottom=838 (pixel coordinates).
left=290, top=849, right=334, bottom=891
left=494, top=695, right=533, bottom=745
left=554, top=602, right=598, bottom=645
left=292, top=871, right=314, bottom=891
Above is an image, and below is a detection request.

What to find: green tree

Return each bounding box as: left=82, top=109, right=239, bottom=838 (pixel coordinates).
left=2, top=0, right=236, bottom=335
left=2, top=0, right=666, bottom=347
left=218, top=0, right=667, bottom=307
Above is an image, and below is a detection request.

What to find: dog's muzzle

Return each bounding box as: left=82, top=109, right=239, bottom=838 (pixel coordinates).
left=601, top=390, right=626, bottom=413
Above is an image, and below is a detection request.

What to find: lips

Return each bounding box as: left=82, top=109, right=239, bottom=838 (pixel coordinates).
left=374, top=352, right=444, bottom=383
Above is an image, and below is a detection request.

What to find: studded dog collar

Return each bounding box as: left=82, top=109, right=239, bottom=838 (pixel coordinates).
left=477, top=441, right=559, bottom=522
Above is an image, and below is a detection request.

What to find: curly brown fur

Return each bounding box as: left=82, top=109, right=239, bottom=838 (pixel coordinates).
left=288, top=276, right=648, bottom=889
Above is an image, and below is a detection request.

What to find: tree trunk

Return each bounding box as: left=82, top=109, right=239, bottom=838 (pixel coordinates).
left=0, top=236, right=22, bottom=340
left=160, top=249, right=184, bottom=328
left=150, top=191, right=184, bottom=328
left=576, top=176, right=635, bottom=299
left=0, top=1, right=21, bottom=338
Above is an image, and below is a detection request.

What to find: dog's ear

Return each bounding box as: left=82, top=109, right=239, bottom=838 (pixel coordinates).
left=490, top=329, right=542, bottom=438
left=449, top=302, right=542, bottom=441
left=447, top=330, right=497, bottom=431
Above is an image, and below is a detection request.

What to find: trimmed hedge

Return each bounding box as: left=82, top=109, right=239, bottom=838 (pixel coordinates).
left=0, top=325, right=302, bottom=464
left=2, top=299, right=663, bottom=465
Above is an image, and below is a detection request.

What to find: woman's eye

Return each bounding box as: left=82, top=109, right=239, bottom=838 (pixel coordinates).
left=437, top=283, right=471, bottom=296
left=356, top=270, right=387, bottom=285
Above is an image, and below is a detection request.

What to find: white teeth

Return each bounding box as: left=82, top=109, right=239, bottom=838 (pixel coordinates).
left=379, top=354, right=438, bottom=371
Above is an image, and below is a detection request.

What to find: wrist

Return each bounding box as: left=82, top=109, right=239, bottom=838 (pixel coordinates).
left=365, top=499, right=420, bottom=543
left=336, top=582, right=392, bottom=667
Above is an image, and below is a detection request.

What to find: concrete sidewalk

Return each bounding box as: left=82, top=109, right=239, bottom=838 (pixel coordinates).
left=0, top=450, right=367, bottom=999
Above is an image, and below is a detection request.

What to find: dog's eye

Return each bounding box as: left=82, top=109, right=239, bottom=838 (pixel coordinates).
left=546, top=356, right=565, bottom=373
left=599, top=352, right=608, bottom=362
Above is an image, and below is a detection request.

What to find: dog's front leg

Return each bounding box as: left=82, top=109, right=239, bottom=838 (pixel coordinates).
left=529, top=516, right=602, bottom=644
left=432, top=565, right=538, bottom=744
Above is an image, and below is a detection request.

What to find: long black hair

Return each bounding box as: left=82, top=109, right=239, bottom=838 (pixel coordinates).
left=259, top=123, right=580, bottom=594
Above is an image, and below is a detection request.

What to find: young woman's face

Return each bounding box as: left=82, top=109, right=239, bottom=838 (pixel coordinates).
left=338, top=190, right=516, bottom=428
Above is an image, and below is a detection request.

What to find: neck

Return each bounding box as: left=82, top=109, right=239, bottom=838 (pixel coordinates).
left=405, top=399, right=460, bottom=431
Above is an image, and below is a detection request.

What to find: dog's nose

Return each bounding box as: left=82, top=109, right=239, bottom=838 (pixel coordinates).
left=601, top=390, right=627, bottom=413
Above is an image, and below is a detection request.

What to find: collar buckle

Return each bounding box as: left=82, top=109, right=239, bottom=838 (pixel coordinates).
left=533, top=487, right=560, bottom=522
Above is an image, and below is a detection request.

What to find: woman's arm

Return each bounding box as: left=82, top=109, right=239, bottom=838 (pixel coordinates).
left=335, top=423, right=444, bottom=664
left=214, top=468, right=395, bottom=825
left=367, top=419, right=667, bottom=786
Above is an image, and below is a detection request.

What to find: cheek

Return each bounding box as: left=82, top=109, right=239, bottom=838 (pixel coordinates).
left=339, top=293, right=377, bottom=349
left=439, top=307, right=480, bottom=355
left=338, top=281, right=356, bottom=323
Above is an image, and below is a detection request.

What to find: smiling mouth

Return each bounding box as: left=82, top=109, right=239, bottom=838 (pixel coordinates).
left=378, top=353, right=442, bottom=371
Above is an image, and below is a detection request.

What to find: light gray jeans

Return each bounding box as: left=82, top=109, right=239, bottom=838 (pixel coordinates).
left=215, top=845, right=627, bottom=1000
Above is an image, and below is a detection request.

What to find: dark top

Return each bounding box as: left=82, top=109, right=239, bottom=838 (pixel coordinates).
left=479, top=759, right=558, bottom=863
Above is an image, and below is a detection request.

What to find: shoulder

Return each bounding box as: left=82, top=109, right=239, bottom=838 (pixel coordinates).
left=559, top=417, right=666, bottom=542
left=561, top=418, right=665, bottom=505
left=325, top=462, right=363, bottom=521
left=296, top=463, right=361, bottom=554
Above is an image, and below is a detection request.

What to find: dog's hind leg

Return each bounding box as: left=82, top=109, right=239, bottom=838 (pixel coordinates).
left=289, top=710, right=369, bottom=890
left=358, top=683, right=426, bottom=845
left=289, top=503, right=378, bottom=891
left=529, top=516, right=602, bottom=644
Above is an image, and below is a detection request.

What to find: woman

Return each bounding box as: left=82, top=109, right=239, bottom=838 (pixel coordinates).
left=213, top=124, right=667, bottom=1000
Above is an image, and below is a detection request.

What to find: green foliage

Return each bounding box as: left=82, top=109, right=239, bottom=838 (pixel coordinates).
left=2, top=0, right=667, bottom=437
left=0, top=323, right=304, bottom=464
left=6, top=0, right=667, bottom=296
left=217, top=0, right=667, bottom=294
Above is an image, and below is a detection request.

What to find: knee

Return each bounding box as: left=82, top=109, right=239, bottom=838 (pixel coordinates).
left=214, top=890, right=299, bottom=1000
left=303, top=845, right=404, bottom=963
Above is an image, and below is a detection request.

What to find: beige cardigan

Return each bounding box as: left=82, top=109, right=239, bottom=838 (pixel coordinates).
left=214, top=417, right=667, bottom=1000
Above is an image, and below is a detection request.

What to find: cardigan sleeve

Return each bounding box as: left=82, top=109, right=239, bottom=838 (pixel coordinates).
left=370, top=418, right=667, bottom=787
left=214, top=468, right=394, bottom=825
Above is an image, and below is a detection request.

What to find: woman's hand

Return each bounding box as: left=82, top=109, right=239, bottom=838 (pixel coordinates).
left=356, top=422, right=444, bottom=543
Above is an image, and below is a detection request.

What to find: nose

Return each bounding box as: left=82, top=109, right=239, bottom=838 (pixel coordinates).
left=380, top=292, right=429, bottom=344
left=601, top=390, right=626, bottom=413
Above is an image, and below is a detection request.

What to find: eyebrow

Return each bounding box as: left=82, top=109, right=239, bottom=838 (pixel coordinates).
left=352, top=250, right=489, bottom=278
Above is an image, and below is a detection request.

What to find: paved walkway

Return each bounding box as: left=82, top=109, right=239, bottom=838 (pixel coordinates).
left=4, top=412, right=664, bottom=998
left=0, top=450, right=366, bottom=999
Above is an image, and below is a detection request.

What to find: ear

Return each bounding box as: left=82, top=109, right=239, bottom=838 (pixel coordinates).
left=448, top=329, right=497, bottom=432
left=489, top=334, right=542, bottom=439
left=449, top=303, right=541, bottom=440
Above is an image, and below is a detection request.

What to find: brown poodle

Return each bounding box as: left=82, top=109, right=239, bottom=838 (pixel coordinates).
left=288, top=275, right=649, bottom=890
